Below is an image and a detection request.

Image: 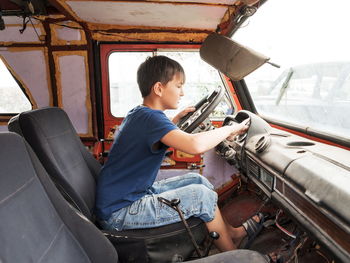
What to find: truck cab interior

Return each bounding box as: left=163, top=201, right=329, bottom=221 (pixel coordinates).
left=0, top=0, right=349, bottom=262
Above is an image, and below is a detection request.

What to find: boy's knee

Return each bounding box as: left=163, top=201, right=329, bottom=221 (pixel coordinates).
left=183, top=172, right=201, bottom=180
left=185, top=173, right=213, bottom=188
left=192, top=184, right=217, bottom=200
left=189, top=184, right=217, bottom=222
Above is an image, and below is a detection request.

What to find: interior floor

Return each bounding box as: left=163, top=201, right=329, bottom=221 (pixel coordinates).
left=218, top=188, right=334, bottom=263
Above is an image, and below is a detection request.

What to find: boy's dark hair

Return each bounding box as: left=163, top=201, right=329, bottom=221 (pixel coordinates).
left=137, top=55, right=185, bottom=97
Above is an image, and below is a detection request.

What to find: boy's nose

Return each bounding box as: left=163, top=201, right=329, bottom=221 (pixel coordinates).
left=180, top=87, right=184, bottom=96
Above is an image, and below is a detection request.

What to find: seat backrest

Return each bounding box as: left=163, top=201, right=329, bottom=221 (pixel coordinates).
left=0, top=132, right=118, bottom=263
left=8, top=107, right=100, bottom=219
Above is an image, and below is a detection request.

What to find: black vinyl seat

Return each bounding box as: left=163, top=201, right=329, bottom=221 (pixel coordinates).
left=8, top=107, right=100, bottom=219
left=8, top=107, right=206, bottom=262
left=0, top=132, right=269, bottom=263
left=0, top=132, right=118, bottom=263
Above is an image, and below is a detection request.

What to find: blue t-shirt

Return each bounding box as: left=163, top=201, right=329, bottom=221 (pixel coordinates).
left=95, top=106, right=177, bottom=220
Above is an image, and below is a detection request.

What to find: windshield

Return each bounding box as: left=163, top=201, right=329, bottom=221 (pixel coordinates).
left=233, top=0, right=350, bottom=140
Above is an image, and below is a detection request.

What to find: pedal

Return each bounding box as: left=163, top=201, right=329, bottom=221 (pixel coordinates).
left=263, top=219, right=276, bottom=228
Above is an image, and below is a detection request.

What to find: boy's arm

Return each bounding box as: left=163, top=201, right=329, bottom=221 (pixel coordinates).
left=161, top=120, right=249, bottom=155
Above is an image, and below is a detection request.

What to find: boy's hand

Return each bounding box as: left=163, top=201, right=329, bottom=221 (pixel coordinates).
left=172, top=106, right=196, bottom=124
left=236, top=118, right=250, bottom=135
left=226, top=118, right=250, bottom=141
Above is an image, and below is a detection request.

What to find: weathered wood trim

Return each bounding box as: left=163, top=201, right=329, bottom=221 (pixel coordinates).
left=42, top=20, right=58, bottom=106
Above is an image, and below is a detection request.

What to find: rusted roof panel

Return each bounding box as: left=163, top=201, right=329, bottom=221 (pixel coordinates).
left=66, top=1, right=234, bottom=30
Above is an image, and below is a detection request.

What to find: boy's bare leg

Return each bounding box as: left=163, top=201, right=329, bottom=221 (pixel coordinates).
left=225, top=214, right=260, bottom=246
left=205, top=207, right=243, bottom=251
left=205, top=207, right=260, bottom=251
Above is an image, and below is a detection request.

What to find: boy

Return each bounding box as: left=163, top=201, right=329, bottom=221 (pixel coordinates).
left=95, top=55, right=259, bottom=252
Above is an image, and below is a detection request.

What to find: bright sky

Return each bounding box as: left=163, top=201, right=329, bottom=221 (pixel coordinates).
left=233, top=0, right=350, bottom=67
left=0, top=58, right=19, bottom=87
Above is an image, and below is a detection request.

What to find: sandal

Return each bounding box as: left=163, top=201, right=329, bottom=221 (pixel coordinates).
left=240, top=212, right=265, bottom=249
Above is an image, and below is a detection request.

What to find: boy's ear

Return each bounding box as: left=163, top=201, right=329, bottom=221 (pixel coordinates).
left=153, top=82, right=163, bottom=97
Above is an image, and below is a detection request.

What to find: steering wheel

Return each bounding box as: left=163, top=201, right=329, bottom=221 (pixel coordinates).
left=224, top=116, right=250, bottom=143
left=177, top=86, right=225, bottom=133
left=215, top=113, right=251, bottom=165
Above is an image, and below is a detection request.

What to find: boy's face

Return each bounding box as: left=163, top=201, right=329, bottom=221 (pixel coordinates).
left=160, top=72, right=184, bottom=110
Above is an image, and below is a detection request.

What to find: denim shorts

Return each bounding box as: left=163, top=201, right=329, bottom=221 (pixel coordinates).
left=101, top=173, right=218, bottom=231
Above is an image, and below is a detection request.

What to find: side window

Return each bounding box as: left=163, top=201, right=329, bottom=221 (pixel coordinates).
left=108, top=52, right=152, bottom=117
left=108, top=50, right=234, bottom=119
left=0, top=58, right=32, bottom=113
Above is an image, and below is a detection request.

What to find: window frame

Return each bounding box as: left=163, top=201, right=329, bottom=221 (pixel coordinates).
left=99, top=43, right=235, bottom=139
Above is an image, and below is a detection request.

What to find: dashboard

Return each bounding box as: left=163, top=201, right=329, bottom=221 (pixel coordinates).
left=215, top=110, right=350, bottom=262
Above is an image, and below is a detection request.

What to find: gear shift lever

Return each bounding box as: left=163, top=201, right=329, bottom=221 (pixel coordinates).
left=158, top=197, right=203, bottom=258
left=204, top=231, right=220, bottom=256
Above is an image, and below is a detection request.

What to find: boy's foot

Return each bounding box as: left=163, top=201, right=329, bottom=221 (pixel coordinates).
left=263, top=252, right=281, bottom=263
left=237, top=212, right=265, bottom=248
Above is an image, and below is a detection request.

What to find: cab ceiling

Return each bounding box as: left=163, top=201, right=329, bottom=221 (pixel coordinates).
left=1, top=0, right=257, bottom=42
left=66, top=1, right=233, bottom=30
left=55, top=0, right=238, bottom=31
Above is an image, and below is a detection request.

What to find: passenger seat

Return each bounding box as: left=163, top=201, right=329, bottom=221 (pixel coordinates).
left=0, top=132, right=269, bottom=263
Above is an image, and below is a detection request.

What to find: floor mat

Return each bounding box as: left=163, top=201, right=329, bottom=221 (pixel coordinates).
left=221, top=191, right=274, bottom=227
left=220, top=193, right=331, bottom=262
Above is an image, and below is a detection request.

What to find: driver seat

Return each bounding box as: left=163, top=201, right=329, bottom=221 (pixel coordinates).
left=8, top=106, right=206, bottom=262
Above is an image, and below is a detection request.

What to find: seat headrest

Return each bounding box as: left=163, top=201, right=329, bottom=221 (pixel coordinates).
left=8, top=107, right=101, bottom=219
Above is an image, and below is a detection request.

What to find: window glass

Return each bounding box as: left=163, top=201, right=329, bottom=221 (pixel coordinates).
left=157, top=51, right=233, bottom=119
left=108, top=50, right=233, bottom=118
left=109, top=52, right=151, bottom=117
left=233, top=0, right=350, bottom=139
left=0, top=58, right=32, bottom=113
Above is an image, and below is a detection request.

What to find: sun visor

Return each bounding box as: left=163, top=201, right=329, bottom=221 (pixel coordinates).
left=200, top=33, right=270, bottom=80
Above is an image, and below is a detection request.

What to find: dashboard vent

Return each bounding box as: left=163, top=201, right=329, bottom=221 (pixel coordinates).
left=255, top=135, right=270, bottom=153
left=247, top=157, right=259, bottom=178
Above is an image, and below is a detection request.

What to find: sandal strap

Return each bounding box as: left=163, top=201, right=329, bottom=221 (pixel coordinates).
left=242, top=213, right=264, bottom=238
